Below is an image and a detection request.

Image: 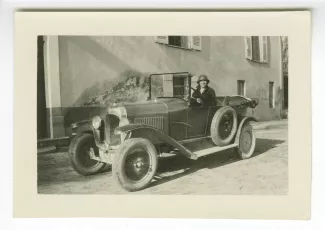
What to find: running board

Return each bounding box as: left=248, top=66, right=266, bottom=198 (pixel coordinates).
left=179, top=136, right=211, bottom=145
left=193, top=143, right=238, bottom=159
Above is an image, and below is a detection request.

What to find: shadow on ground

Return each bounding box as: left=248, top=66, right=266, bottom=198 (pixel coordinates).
left=37, top=151, right=112, bottom=185
left=37, top=138, right=284, bottom=189
left=149, top=138, right=285, bottom=189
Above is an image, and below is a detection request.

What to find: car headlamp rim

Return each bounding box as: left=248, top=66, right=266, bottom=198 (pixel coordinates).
left=92, top=116, right=102, bottom=129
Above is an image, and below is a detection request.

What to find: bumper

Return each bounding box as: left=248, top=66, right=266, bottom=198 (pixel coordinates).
left=89, top=145, right=116, bottom=164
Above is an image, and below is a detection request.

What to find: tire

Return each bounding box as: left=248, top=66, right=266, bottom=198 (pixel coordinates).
left=113, top=138, right=158, bottom=192
left=237, top=124, right=256, bottom=159
left=211, top=106, right=238, bottom=146
left=68, top=133, right=106, bottom=176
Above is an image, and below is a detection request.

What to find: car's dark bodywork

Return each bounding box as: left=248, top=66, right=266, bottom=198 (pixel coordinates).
left=71, top=72, right=259, bottom=163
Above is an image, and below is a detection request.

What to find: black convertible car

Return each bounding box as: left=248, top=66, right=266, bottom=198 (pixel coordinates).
left=69, top=72, right=259, bottom=191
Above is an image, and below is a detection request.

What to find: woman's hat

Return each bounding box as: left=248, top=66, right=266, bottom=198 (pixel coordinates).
left=197, top=75, right=210, bottom=84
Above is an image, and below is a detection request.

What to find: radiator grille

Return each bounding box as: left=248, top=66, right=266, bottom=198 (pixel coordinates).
left=106, top=114, right=121, bottom=146
left=134, top=116, right=164, bottom=131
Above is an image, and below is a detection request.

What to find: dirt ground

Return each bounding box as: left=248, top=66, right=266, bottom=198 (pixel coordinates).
left=37, top=120, right=288, bottom=195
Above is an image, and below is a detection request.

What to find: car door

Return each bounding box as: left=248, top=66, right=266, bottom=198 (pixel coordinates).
left=169, top=107, right=188, bottom=141
left=186, top=105, right=210, bottom=138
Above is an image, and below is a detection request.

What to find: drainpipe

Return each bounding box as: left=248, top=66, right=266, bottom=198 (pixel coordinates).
left=279, top=37, right=284, bottom=119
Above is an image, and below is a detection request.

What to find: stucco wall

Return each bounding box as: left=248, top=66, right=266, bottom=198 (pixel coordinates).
left=58, top=36, right=282, bottom=122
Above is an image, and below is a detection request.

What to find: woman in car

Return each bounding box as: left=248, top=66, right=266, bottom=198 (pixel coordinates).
left=192, top=75, right=217, bottom=106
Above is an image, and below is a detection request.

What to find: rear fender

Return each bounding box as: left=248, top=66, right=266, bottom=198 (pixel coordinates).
left=235, top=116, right=258, bottom=145
left=115, top=124, right=196, bottom=159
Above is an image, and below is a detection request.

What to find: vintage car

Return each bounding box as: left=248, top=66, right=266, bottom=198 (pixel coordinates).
left=68, top=72, right=259, bottom=192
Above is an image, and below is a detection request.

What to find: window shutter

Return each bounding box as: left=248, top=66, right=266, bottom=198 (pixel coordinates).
left=181, top=36, right=190, bottom=49
left=154, top=36, right=169, bottom=44
left=244, top=36, right=253, bottom=60
left=259, top=36, right=268, bottom=63
left=190, top=36, right=202, bottom=50
left=163, top=74, right=173, bottom=97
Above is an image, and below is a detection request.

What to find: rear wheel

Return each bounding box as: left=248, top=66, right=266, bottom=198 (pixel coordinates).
left=68, top=133, right=106, bottom=176
left=113, top=138, right=158, bottom=192
left=211, top=106, right=238, bottom=146
left=237, top=124, right=256, bottom=159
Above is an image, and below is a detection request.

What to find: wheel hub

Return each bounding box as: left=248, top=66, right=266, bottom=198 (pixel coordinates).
left=241, top=131, right=252, bottom=153
left=224, top=121, right=230, bottom=132
left=125, top=148, right=150, bottom=182
left=79, top=145, right=99, bottom=168
left=134, top=158, right=145, bottom=169
left=219, top=114, right=233, bottom=140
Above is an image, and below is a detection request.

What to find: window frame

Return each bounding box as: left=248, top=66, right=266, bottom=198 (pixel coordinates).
left=154, top=36, right=202, bottom=51
left=244, top=36, right=268, bottom=64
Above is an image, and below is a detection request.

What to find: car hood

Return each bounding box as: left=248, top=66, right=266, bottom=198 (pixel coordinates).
left=109, top=98, right=188, bottom=117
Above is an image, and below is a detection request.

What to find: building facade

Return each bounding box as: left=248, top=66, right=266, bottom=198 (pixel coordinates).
left=37, top=35, right=286, bottom=140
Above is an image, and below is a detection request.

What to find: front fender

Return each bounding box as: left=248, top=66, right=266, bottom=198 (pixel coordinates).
left=114, top=123, right=151, bottom=134
left=235, top=116, right=258, bottom=144
left=71, top=119, right=104, bottom=148
left=115, top=124, right=196, bottom=159
left=71, top=120, right=92, bottom=134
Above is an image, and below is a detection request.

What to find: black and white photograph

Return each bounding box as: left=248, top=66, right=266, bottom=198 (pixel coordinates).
left=13, top=11, right=311, bottom=220
left=36, top=35, right=289, bottom=195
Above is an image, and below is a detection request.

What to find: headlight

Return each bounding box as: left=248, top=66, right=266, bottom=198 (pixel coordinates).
left=92, top=116, right=102, bottom=129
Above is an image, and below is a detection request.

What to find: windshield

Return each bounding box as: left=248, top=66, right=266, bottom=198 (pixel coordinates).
left=150, top=73, right=190, bottom=100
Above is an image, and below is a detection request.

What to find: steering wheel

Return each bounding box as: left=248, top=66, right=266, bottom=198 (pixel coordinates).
left=189, top=87, right=204, bottom=106
left=183, top=87, right=198, bottom=101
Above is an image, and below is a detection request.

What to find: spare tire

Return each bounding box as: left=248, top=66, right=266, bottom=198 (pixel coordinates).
left=210, top=106, right=238, bottom=146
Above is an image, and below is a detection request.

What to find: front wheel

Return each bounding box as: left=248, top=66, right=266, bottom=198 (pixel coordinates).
left=237, top=124, right=256, bottom=159
left=113, top=138, right=158, bottom=192
left=68, top=133, right=106, bottom=176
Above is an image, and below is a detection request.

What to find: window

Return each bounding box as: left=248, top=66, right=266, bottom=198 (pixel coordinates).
left=251, top=36, right=260, bottom=61
left=237, top=80, right=246, bottom=96
left=168, top=36, right=183, bottom=47
left=244, top=36, right=268, bottom=63
left=154, top=36, right=202, bottom=51
left=269, top=81, right=275, bottom=108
